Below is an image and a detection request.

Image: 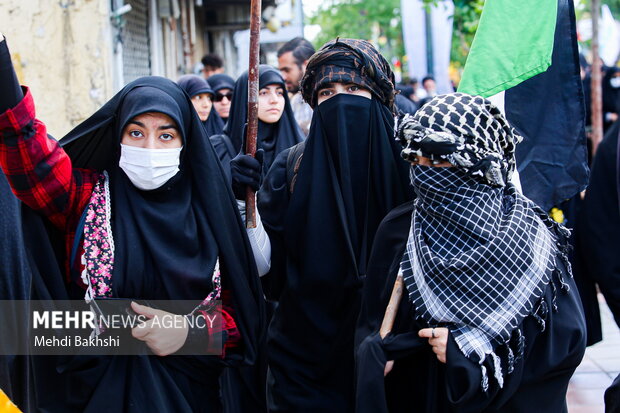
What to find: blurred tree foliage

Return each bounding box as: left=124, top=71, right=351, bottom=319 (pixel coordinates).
left=308, top=0, right=484, bottom=74
left=309, top=0, right=405, bottom=65
left=601, top=0, right=620, bottom=15
left=308, top=0, right=620, bottom=74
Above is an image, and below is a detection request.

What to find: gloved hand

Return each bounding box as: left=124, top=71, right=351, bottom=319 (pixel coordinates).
left=230, top=148, right=264, bottom=200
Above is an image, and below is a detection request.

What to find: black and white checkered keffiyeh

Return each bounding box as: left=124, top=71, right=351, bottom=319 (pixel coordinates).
left=398, top=94, right=572, bottom=391
left=397, top=93, right=522, bottom=187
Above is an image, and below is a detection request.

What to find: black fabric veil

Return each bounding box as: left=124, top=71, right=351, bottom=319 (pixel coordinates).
left=264, top=94, right=411, bottom=388
left=177, top=74, right=225, bottom=138
left=212, top=65, right=303, bottom=174
left=258, top=39, right=412, bottom=410
left=61, top=76, right=265, bottom=367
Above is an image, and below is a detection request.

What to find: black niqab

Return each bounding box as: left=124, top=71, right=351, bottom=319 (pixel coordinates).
left=259, top=93, right=411, bottom=410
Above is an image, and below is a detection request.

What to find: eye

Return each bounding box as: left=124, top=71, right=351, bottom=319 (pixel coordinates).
left=259, top=89, right=268, bottom=96
left=348, top=85, right=360, bottom=92
left=277, top=89, right=285, bottom=96
left=160, top=133, right=175, bottom=142
left=318, top=89, right=333, bottom=97
left=129, top=130, right=144, bottom=138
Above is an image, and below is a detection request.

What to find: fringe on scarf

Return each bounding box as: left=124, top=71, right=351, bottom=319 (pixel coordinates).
left=479, top=257, right=572, bottom=393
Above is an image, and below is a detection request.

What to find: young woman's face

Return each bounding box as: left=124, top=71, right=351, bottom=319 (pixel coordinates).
left=121, top=112, right=182, bottom=149
left=316, top=82, right=372, bottom=105
left=191, top=93, right=213, bottom=121
left=257, top=84, right=286, bottom=124
left=213, top=88, right=233, bottom=119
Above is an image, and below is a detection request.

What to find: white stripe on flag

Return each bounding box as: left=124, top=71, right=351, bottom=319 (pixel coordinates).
left=488, top=90, right=523, bottom=192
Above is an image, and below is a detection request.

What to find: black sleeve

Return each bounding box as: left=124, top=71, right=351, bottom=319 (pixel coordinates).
left=0, top=37, right=24, bottom=113
left=209, top=134, right=235, bottom=183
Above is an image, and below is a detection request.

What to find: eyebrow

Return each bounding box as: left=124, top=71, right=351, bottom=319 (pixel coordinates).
left=127, top=120, right=146, bottom=128
left=127, top=120, right=179, bottom=132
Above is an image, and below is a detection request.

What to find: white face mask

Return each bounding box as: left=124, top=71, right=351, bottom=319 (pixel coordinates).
left=611, top=77, right=620, bottom=89
left=119, top=144, right=183, bottom=191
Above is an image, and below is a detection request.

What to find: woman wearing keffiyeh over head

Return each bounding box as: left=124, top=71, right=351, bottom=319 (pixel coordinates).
left=355, top=93, right=586, bottom=413
left=254, top=38, right=412, bottom=412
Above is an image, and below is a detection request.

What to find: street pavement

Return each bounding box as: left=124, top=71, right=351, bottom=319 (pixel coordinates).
left=568, top=295, right=619, bottom=412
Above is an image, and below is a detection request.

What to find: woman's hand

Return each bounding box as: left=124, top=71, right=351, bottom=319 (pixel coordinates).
left=131, top=302, right=189, bottom=356
left=384, top=360, right=395, bottom=376
left=419, top=327, right=449, bottom=363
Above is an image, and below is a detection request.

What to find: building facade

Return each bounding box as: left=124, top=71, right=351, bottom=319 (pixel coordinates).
left=0, top=0, right=299, bottom=138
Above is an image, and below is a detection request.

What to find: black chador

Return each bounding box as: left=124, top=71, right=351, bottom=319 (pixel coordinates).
left=258, top=38, right=412, bottom=412
left=0, top=34, right=265, bottom=412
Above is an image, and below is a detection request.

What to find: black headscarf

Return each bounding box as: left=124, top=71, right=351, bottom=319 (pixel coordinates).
left=394, top=94, right=418, bottom=115
left=178, top=74, right=214, bottom=97
left=177, top=74, right=225, bottom=137
left=61, top=76, right=265, bottom=366
left=301, top=38, right=397, bottom=111
left=208, top=73, right=235, bottom=94
left=208, top=74, right=235, bottom=123
left=258, top=39, right=411, bottom=410
left=398, top=93, right=522, bottom=187
left=219, top=65, right=303, bottom=171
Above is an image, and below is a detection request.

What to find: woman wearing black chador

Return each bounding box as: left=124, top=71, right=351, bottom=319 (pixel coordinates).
left=256, top=38, right=413, bottom=412
left=0, top=33, right=265, bottom=413
left=210, top=65, right=303, bottom=185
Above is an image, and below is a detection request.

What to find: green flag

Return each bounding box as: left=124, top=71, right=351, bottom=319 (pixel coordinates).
left=459, top=0, right=558, bottom=97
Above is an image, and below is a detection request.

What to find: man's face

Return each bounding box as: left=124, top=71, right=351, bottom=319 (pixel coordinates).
left=278, top=51, right=305, bottom=93
left=203, top=66, right=224, bottom=79
left=423, top=79, right=436, bottom=93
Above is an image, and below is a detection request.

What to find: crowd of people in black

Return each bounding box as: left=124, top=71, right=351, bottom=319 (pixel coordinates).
left=0, top=28, right=619, bottom=413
